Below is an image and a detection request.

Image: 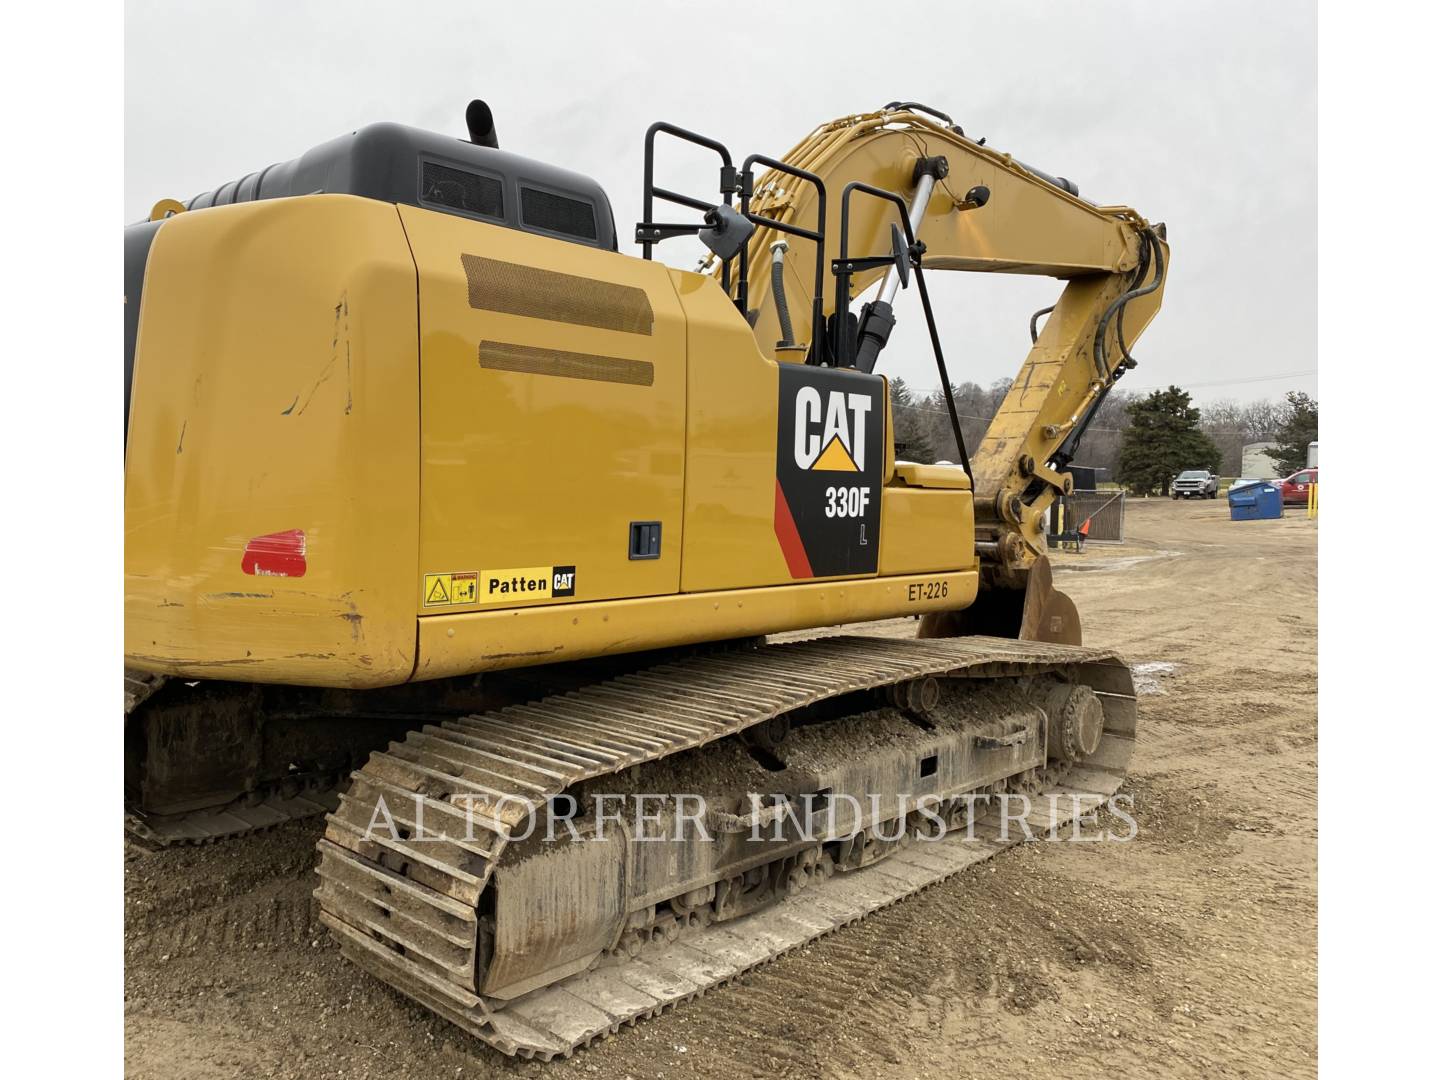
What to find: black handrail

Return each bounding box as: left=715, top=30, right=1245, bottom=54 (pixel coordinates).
left=834, top=181, right=912, bottom=336
left=640, top=122, right=737, bottom=291
left=738, top=154, right=827, bottom=364
left=637, top=125, right=830, bottom=358
left=832, top=181, right=970, bottom=475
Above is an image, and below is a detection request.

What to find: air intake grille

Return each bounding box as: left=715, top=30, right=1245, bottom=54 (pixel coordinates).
left=461, top=255, right=654, bottom=335
left=421, top=161, right=503, bottom=218
left=521, top=187, right=597, bottom=241
left=479, top=340, right=654, bottom=387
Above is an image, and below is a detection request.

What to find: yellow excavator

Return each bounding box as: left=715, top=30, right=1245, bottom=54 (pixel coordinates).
left=124, top=99, right=1167, bottom=1058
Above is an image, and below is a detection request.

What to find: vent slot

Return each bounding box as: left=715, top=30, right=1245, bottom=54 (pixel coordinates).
left=461, top=255, right=654, bottom=335
left=480, top=341, right=654, bottom=387
left=521, top=187, right=597, bottom=241
left=421, top=161, right=503, bottom=219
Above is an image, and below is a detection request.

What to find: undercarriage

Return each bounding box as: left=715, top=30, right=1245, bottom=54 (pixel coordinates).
left=313, top=634, right=1135, bottom=1058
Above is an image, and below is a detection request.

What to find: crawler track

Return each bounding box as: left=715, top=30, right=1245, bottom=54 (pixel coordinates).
left=123, top=644, right=763, bottom=849
left=315, top=634, right=1136, bottom=1059
left=124, top=668, right=357, bottom=848
left=125, top=788, right=343, bottom=849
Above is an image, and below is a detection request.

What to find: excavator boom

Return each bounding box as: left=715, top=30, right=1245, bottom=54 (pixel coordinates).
left=714, top=106, right=1168, bottom=569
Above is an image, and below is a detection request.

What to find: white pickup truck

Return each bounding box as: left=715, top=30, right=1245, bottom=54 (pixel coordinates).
left=1171, top=470, right=1219, bottom=499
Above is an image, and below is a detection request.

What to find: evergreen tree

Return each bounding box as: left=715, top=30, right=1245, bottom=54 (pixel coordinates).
left=889, top=377, right=936, bottom=463
left=1118, top=386, right=1222, bottom=495
left=1263, top=391, right=1319, bottom=474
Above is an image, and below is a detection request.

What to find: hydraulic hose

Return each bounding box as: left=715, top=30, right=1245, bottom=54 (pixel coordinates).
left=1112, top=230, right=1155, bottom=369
left=1055, top=229, right=1162, bottom=469
left=770, top=240, right=795, bottom=348
left=1092, top=227, right=1163, bottom=379
left=1029, top=304, right=1055, bottom=344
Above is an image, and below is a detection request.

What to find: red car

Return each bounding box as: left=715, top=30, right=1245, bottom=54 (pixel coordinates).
left=1278, top=467, right=1318, bottom=506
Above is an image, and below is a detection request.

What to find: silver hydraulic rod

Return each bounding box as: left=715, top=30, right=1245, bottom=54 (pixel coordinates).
left=875, top=172, right=936, bottom=306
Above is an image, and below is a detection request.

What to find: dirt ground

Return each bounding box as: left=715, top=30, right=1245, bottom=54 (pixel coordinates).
left=124, top=497, right=1318, bottom=1079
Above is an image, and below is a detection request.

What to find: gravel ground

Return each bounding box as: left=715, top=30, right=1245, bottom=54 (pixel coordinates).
left=124, top=496, right=1317, bottom=1079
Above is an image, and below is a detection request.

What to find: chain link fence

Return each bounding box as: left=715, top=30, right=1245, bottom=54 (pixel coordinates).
left=1054, top=491, right=1127, bottom=544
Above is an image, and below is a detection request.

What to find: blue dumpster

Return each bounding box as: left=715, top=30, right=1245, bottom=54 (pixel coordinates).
left=1228, top=481, right=1282, bottom=521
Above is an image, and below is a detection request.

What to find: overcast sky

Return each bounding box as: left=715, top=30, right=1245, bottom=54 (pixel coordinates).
left=125, top=0, right=1316, bottom=406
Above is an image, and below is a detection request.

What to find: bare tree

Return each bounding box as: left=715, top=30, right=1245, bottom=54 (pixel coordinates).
left=1194, top=397, right=1285, bottom=475
left=1200, top=400, right=1245, bottom=474
left=887, top=377, right=1307, bottom=486
left=1239, top=399, right=1284, bottom=442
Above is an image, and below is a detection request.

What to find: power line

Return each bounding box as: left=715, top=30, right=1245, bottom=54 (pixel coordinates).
left=898, top=399, right=1270, bottom=436
left=891, top=366, right=1314, bottom=435
left=895, top=367, right=1316, bottom=399
left=1120, top=369, right=1316, bottom=393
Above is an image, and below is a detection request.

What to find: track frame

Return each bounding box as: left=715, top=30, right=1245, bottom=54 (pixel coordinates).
left=315, top=634, right=1136, bottom=1058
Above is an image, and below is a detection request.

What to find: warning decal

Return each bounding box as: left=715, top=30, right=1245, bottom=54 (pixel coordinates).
left=423, top=567, right=574, bottom=608
left=451, top=572, right=478, bottom=603
left=423, top=571, right=478, bottom=607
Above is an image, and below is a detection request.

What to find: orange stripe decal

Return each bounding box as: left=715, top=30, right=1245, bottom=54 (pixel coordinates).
left=773, top=480, right=814, bottom=579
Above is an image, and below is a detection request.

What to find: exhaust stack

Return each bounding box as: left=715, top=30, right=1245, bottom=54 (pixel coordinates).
left=466, top=99, right=498, bottom=148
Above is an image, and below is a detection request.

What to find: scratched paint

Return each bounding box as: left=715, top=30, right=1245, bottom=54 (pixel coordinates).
left=283, top=292, right=351, bottom=417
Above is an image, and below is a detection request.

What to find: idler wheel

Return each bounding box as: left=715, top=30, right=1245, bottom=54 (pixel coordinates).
left=1044, top=684, right=1105, bottom=762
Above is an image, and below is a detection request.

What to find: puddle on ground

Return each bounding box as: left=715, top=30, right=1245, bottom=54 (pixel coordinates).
left=1132, top=661, right=1178, bottom=696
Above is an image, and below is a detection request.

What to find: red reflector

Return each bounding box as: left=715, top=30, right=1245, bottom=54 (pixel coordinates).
left=241, top=529, right=307, bottom=577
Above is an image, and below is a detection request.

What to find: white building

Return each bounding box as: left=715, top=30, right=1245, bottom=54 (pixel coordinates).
left=1241, top=441, right=1283, bottom=479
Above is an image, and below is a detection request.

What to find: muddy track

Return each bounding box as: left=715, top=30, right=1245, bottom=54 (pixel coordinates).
left=315, top=634, right=1133, bottom=1058
left=125, top=499, right=1318, bottom=1079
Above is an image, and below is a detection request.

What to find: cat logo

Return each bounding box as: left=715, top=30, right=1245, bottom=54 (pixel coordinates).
left=550, top=566, right=576, bottom=596
left=792, top=386, right=873, bottom=472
